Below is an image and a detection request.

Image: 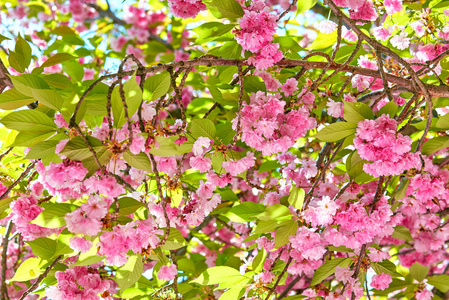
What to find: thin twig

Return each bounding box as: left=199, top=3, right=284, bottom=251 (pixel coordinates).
left=0, top=161, right=37, bottom=201
left=1, top=220, right=13, bottom=299
left=18, top=255, right=63, bottom=300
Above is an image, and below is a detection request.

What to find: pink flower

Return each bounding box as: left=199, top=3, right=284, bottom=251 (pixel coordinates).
left=327, top=99, right=343, bottom=118
left=235, top=10, right=277, bottom=53
left=335, top=266, right=353, bottom=283
left=157, top=265, right=177, bottom=281
left=81, top=195, right=110, bottom=220
left=384, top=0, right=403, bottom=15
left=70, top=237, right=93, bottom=253
left=410, top=21, right=426, bottom=37
left=349, top=1, right=378, bottom=21
left=415, top=289, right=433, bottom=300
left=109, top=34, right=129, bottom=53
left=54, top=113, right=68, bottom=128
left=129, top=134, right=146, bottom=155
left=190, top=155, right=212, bottom=173
left=254, top=70, right=281, bottom=91
left=192, top=136, right=211, bottom=156
left=168, top=0, right=206, bottom=19
left=390, top=32, right=410, bottom=50
left=249, top=43, right=284, bottom=70
left=372, top=27, right=392, bottom=41
left=223, top=152, right=256, bottom=176
left=368, top=247, right=390, bottom=262
left=371, top=274, right=392, bottom=290
left=342, top=27, right=358, bottom=42
left=317, top=20, right=337, bottom=34
left=281, top=78, right=299, bottom=96
left=65, top=209, right=102, bottom=236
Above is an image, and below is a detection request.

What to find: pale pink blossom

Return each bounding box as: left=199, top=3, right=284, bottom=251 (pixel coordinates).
left=371, top=274, right=392, bottom=290
left=158, top=265, right=177, bottom=281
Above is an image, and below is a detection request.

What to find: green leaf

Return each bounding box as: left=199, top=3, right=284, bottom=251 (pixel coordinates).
left=421, top=136, right=449, bottom=155
left=148, top=135, right=181, bottom=157
left=0, top=197, right=15, bottom=218
left=123, top=151, right=152, bottom=172
left=428, top=275, right=449, bottom=293
left=32, top=89, right=65, bottom=111
left=258, top=160, right=282, bottom=173
left=436, top=112, right=449, bottom=129
left=8, top=51, right=26, bottom=73
left=307, top=31, right=337, bottom=50
left=208, top=41, right=243, bottom=59
left=244, top=76, right=266, bottom=93
left=26, top=140, right=60, bottom=160
left=60, top=136, right=103, bottom=161
left=344, top=101, right=374, bottom=124
left=143, top=72, right=170, bottom=101
left=346, top=150, right=372, bottom=182
left=9, top=74, right=50, bottom=97
left=372, top=260, right=402, bottom=278
left=223, top=202, right=266, bottom=223
left=0, top=89, right=35, bottom=110
left=81, top=147, right=112, bottom=177
left=288, top=186, right=305, bottom=210
left=275, top=220, right=298, bottom=249
left=296, top=0, right=318, bottom=14
left=256, top=204, right=292, bottom=222
left=211, top=152, right=224, bottom=173
left=160, top=228, right=187, bottom=250
left=409, top=263, right=428, bottom=282
left=190, top=119, right=216, bottom=139
left=117, top=197, right=146, bottom=216
left=314, top=122, right=357, bottom=142
left=192, top=22, right=235, bottom=44
left=0, top=110, right=56, bottom=131
left=0, top=34, right=10, bottom=43
left=43, top=74, right=73, bottom=89
left=204, top=0, right=244, bottom=19
left=378, top=102, right=398, bottom=118
left=11, top=131, right=55, bottom=147
left=311, top=258, right=352, bottom=285
left=41, top=53, right=77, bottom=68
left=253, top=219, right=282, bottom=234
left=31, top=203, right=76, bottom=229
left=112, top=75, right=143, bottom=128
left=62, top=61, right=84, bottom=83
left=9, top=257, right=46, bottom=282
left=16, top=35, right=31, bottom=64
left=115, top=254, right=143, bottom=291
left=251, top=249, right=267, bottom=273
left=191, top=266, right=250, bottom=288
left=219, top=288, right=245, bottom=300
left=394, top=178, right=409, bottom=200
left=72, top=239, right=104, bottom=266
left=27, top=237, right=58, bottom=260
left=392, top=225, right=413, bottom=241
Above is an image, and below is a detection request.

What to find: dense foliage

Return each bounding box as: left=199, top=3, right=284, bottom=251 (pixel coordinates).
left=1, top=0, right=449, bottom=299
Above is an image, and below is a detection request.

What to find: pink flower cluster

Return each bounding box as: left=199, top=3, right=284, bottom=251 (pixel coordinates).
left=45, top=266, right=111, bottom=299
left=65, top=195, right=112, bottom=236
left=36, top=161, right=88, bottom=200
left=333, top=0, right=378, bottom=21
left=10, top=192, right=57, bottom=241
left=98, top=219, right=162, bottom=266
left=235, top=10, right=283, bottom=69
left=168, top=0, right=206, bottom=19
left=354, top=114, right=420, bottom=177
left=233, top=91, right=316, bottom=156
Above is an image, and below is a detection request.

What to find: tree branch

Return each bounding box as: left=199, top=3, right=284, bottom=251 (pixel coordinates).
left=1, top=220, right=13, bottom=299
left=18, top=255, right=63, bottom=300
